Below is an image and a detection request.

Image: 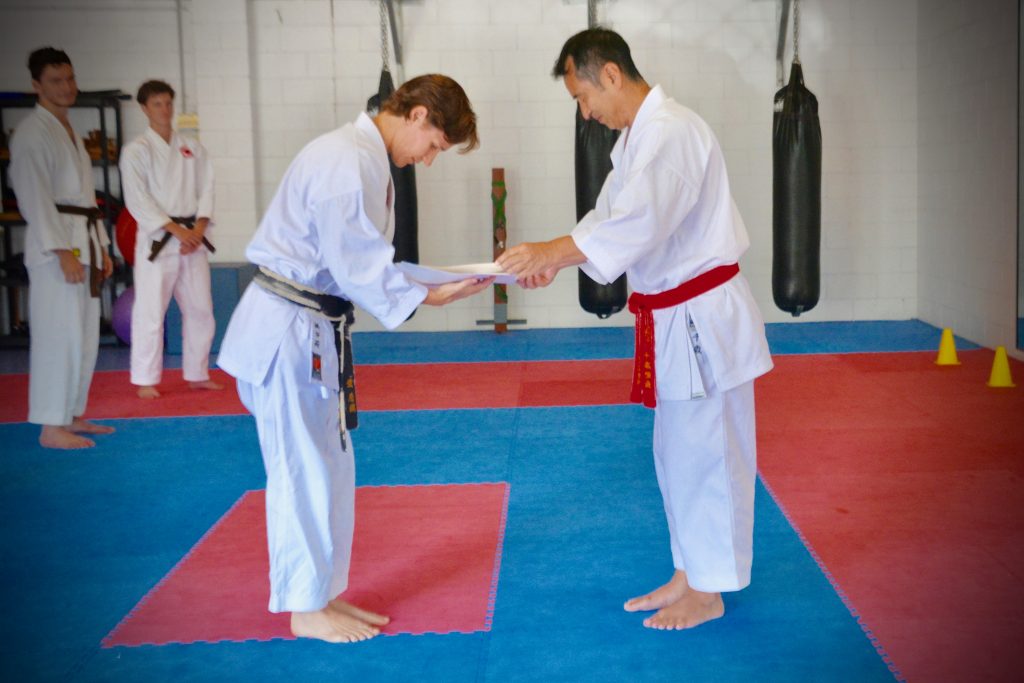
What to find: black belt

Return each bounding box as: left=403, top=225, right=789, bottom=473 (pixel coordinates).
left=252, top=267, right=358, bottom=445
left=54, top=203, right=103, bottom=298
left=148, top=215, right=216, bottom=261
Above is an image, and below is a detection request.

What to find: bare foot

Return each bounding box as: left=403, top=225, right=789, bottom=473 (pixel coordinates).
left=290, top=601, right=389, bottom=643
left=39, top=425, right=95, bottom=449
left=624, top=569, right=690, bottom=612
left=189, top=379, right=224, bottom=391
left=69, top=417, right=115, bottom=435
left=329, top=599, right=390, bottom=626
left=643, top=589, right=724, bottom=630
left=137, top=385, right=161, bottom=399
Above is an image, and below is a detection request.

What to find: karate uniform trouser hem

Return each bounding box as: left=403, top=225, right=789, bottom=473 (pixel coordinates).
left=234, top=316, right=354, bottom=615
left=130, top=249, right=215, bottom=385
left=653, top=380, right=757, bottom=595
left=27, top=260, right=99, bottom=426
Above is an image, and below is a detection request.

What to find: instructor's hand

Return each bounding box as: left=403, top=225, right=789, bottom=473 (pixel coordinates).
left=423, top=277, right=495, bottom=306
left=518, top=268, right=558, bottom=289
left=55, top=249, right=85, bottom=284
left=497, top=236, right=585, bottom=280
left=496, top=242, right=557, bottom=279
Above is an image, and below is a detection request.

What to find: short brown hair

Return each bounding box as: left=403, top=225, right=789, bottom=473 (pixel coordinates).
left=136, top=79, right=175, bottom=105
left=381, top=74, right=479, bottom=153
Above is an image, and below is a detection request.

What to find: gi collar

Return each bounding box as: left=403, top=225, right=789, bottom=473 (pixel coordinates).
left=610, top=84, right=667, bottom=168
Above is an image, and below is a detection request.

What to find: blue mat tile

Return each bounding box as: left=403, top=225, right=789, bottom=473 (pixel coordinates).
left=0, top=406, right=895, bottom=681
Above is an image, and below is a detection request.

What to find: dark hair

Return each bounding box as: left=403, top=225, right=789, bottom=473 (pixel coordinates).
left=28, top=47, right=72, bottom=81
left=381, top=74, right=479, bottom=153
left=136, top=79, right=175, bottom=105
left=552, top=28, right=643, bottom=84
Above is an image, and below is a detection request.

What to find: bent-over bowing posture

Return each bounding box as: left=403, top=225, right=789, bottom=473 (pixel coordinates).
left=218, top=75, right=491, bottom=643
left=498, top=29, right=773, bottom=631
left=9, top=47, right=114, bottom=449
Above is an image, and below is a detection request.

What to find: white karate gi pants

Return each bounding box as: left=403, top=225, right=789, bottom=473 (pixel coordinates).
left=235, top=313, right=355, bottom=614
left=130, top=249, right=215, bottom=385
left=653, top=374, right=757, bottom=593
left=27, top=259, right=100, bottom=425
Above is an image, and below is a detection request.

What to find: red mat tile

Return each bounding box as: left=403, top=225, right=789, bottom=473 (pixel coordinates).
left=0, top=360, right=635, bottom=422
left=103, top=482, right=509, bottom=646
left=756, top=349, right=1024, bottom=683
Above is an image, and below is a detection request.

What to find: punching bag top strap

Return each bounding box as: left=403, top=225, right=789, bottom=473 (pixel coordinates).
left=788, top=62, right=804, bottom=87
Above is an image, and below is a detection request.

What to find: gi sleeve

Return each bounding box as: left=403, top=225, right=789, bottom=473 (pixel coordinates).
left=195, top=142, right=215, bottom=227
left=119, top=142, right=172, bottom=239
left=572, top=159, right=699, bottom=285
left=9, top=127, right=69, bottom=253
left=314, top=191, right=427, bottom=330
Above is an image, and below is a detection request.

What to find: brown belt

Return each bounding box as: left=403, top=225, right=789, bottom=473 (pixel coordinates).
left=54, top=203, right=103, bottom=298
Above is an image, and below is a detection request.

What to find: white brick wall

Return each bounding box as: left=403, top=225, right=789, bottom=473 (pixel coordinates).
left=1, top=0, right=1017, bottom=343
left=917, top=0, right=1019, bottom=355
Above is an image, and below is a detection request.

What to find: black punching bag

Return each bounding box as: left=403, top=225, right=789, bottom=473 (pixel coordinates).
left=368, top=69, right=419, bottom=267
left=772, top=62, right=821, bottom=316
left=575, top=107, right=626, bottom=318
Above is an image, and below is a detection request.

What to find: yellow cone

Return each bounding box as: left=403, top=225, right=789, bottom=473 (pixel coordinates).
left=935, top=328, right=960, bottom=366
left=987, top=346, right=1016, bottom=388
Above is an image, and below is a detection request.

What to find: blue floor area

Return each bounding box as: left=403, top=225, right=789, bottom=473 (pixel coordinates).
left=0, top=406, right=895, bottom=682
left=352, top=319, right=977, bottom=364
left=0, top=319, right=983, bottom=374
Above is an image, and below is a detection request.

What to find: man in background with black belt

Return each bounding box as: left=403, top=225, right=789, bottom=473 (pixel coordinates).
left=120, top=79, right=221, bottom=399
left=9, top=47, right=114, bottom=449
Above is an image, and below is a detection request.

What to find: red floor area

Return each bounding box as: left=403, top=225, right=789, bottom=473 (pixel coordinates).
left=103, top=483, right=509, bottom=646
left=6, top=350, right=1023, bottom=679
left=0, top=360, right=635, bottom=422
left=756, top=349, right=1024, bottom=683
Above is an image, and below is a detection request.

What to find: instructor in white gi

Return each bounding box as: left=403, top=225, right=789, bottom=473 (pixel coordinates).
left=218, top=75, right=491, bottom=643
left=120, top=79, right=220, bottom=399
left=9, top=47, right=114, bottom=450
left=498, top=29, right=773, bottom=631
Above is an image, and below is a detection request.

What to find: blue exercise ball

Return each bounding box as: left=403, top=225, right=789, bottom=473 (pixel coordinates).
left=112, top=286, right=134, bottom=344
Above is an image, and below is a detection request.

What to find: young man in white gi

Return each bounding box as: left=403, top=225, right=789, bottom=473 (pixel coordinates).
left=10, top=47, right=114, bottom=449
left=498, top=29, right=774, bottom=631
left=120, top=79, right=220, bottom=399
left=218, top=75, right=491, bottom=644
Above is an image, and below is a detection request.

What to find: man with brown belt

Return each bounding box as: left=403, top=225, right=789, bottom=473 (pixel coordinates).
left=9, top=47, right=114, bottom=449
left=498, top=29, right=773, bottom=630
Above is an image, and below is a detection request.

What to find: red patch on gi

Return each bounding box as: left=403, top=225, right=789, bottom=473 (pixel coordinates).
left=102, top=483, right=509, bottom=646
left=180, top=145, right=193, bottom=158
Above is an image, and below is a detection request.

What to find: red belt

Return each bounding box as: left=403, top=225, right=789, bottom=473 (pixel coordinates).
left=627, top=263, right=739, bottom=408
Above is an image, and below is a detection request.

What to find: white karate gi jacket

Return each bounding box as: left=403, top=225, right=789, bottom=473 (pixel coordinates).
left=119, top=128, right=215, bottom=258
left=572, top=86, right=772, bottom=399
left=9, top=104, right=109, bottom=267
left=218, top=113, right=426, bottom=386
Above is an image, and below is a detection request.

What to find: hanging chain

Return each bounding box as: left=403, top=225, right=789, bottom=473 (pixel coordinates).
left=379, top=0, right=391, bottom=72
left=793, top=0, right=801, bottom=64
left=587, top=0, right=597, bottom=28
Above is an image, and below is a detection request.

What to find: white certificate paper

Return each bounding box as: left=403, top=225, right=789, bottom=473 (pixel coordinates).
left=396, top=261, right=517, bottom=286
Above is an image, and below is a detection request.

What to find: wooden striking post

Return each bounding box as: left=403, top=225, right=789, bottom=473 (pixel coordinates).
left=491, top=168, right=508, bottom=333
